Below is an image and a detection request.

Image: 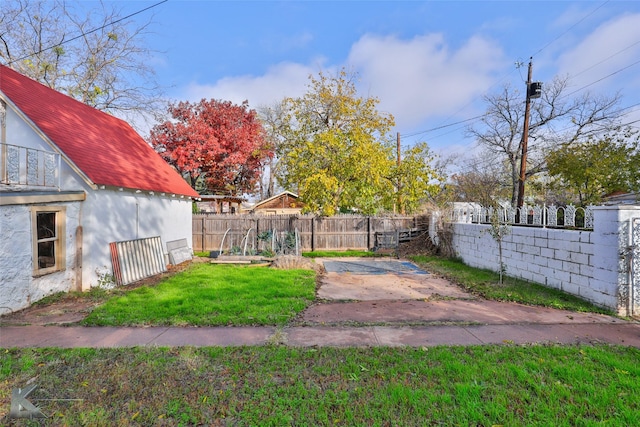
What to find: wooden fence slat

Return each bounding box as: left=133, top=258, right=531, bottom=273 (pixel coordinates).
left=192, top=214, right=422, bottom=252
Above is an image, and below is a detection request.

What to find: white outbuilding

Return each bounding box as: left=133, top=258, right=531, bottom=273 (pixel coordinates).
left=0, top=65, right=199, bottom=314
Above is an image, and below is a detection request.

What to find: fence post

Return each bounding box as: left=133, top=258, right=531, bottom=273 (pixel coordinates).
left=201, top=216, right=205, bottom=252
left=367, top=216, right=372, bottom=250
left=255, top=217, right=259, bottom=253
left=311, top=216, right=316, bottom=252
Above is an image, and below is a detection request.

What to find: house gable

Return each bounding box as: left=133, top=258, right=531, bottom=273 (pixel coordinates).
left=252, top=191, right=305, bottom=212
left=0, top=65, right=198, bottom=198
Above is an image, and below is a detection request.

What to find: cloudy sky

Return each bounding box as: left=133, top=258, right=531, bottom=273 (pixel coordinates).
left=119, top=0, right=640, bottom=159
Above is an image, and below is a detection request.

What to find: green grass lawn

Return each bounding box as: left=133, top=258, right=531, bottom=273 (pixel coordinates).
left=2, top=345, right=639, bottom=425
left=303, top=249, right=383, bottom=258
left=3, top=255, right=637, bottom=424
left=82, top=263, right=316, bottom=326
left=409, top=255, right=612, bottom=314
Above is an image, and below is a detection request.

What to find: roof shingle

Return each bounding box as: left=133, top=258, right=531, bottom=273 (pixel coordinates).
left=0, top=64, right=198, bottom=198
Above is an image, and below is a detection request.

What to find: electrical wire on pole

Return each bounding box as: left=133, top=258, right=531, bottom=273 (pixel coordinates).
left=516, top=58, right=541, bottom=211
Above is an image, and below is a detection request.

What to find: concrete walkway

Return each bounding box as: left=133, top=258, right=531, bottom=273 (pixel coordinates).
left=2, top=322, right=640, bottom=348
left=2, top=257, right=640, bottom=348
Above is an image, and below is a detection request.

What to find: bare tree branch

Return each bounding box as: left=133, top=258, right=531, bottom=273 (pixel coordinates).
left=467, top=75, right=622, bottom=206
left=0, top=0, right=165, bottom=128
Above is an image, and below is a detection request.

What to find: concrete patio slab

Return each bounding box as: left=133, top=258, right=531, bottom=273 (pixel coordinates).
left=300, top=299, right=622, bottom=325
left=316, top=258, right=470, bottom=301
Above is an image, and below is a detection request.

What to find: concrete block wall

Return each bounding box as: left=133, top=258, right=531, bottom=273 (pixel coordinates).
left=450, top=205, right=640, bottom=315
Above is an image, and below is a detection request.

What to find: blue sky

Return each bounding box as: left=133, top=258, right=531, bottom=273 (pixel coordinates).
left=116, top=0, right=640, bottom=160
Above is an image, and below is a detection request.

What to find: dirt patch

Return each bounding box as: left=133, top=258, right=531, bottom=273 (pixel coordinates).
left=0, top=299, right=98, bottom=326
left=317, top=270, right=472, bottom=301
left=0, top=261, right=197, bottom=326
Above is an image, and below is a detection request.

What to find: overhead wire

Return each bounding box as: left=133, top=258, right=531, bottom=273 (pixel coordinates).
left=399, top=0, right=631, bottom=151
left=7, top=0, right=168, bottom=65
left=563, top=58, right=640, bottom=98
left=529, top=0, right=611, bottom=58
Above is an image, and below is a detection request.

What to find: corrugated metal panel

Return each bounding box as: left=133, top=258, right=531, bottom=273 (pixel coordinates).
left=109, top=236, right=167, bottom=286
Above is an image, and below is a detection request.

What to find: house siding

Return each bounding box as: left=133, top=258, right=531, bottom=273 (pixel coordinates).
left=257, top=194, right=304, bottom=210
left=0, top=201, right=82, bottom=312
left=80, top=189, right=193, bottom=289
left=1, top=89, right=194, bottom=314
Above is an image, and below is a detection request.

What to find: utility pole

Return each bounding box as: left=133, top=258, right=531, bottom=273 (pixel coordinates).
left=516, top=58, right=539, bottom=210
left=396, top=132, right=404, bottom=214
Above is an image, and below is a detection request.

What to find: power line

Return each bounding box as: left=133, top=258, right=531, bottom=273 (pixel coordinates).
left=529, top=0, right=611, bottom=59
left=400, top=114, right=486, bottom=138
left=572, top=39, right=640, bottom=79
left=563, top=58, right=640, bottom=98
left=8, top=0, right=168, bottom=65
left=397, top=0, right=618, bottom=144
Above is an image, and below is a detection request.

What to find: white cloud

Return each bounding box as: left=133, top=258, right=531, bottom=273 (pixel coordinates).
left=177, top=31, right=508, bottom=146
left=346, top=33, right=507, bottom=130
left=183, top=61, right=322, bottom=109
left=556, top=13, right=640, bottom=93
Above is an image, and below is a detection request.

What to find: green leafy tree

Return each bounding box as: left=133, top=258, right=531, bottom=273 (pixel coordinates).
left=546, top=130, right=640, bottom=205
left=277, top=69, right=396, bottom=215
left=392, top=142, right=442, bottom=214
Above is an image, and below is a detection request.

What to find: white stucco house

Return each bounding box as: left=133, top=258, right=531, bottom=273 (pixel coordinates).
left=0, top=64, right=199, bottom=314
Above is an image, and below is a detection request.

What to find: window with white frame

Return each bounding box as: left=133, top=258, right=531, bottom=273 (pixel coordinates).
left=31, top=206, right=66, bottom=276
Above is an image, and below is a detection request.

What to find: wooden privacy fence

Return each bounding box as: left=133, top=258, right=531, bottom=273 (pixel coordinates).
left=192, top=214, right=424, bottom=253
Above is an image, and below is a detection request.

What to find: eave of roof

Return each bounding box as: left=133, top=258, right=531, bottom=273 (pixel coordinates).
left=0, top=65, right=198, bottom=198
left=252, top=191, right=300, bottom=209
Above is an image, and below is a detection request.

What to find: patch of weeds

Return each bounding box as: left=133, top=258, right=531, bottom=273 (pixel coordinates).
left=409, top=255, right=612, bottom=314
left=95, top=266, right=116, bottom=290
left=31, top=291, right=69, bottom=306
left=165, top=398, right=198, bottom=426
left=261, top=248, right=276, bottom=258
left=4, top=345, right=639, bottom=425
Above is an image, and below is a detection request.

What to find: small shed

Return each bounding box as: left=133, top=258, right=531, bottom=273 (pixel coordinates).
left=250, top=191, right=305, bottom=215
left=196, top=195, right=245, bottom=214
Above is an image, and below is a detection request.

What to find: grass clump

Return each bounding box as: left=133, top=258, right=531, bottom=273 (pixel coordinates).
left=81, top=263, right=316, bottom=327
left=303, top=249, right=384, bottom=258
left=409, top=255, right=611, bottom=314
left=2, top=345, right=639, bottom=425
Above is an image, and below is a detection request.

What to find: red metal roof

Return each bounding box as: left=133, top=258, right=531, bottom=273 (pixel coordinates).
left=0, top=65, right=198, bottom=198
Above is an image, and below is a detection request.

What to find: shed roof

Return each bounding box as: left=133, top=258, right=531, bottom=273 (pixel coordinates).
left=0, top=64, right=198, bottom=198
left=251, top=191, right=302, bottom=210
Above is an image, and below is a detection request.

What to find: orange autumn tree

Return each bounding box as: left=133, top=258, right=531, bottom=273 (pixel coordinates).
left=149, top=99, right=272, bottom=195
